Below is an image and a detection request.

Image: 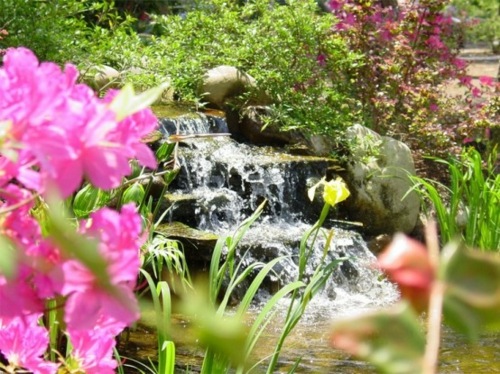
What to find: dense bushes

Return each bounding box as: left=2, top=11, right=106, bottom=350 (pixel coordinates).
left=150, top=0, right=360, bottom=138
left=452, top=0, right=499, bottom=52
left=1, top=0, right=497, bottom=160
left=326, top=0, right=498, bottom=163
left=0, top=0, right=143, bottom=70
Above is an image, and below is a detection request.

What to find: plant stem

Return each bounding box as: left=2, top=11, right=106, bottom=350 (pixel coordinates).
left=423, top=221, right=443, bottom=374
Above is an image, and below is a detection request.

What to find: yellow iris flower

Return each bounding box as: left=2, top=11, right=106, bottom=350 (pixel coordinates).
left=308, top=177, right=350, bottom=207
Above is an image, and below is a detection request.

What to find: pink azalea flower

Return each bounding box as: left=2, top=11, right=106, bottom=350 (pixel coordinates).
left=452, top=58, right=467, bottom=70
left=328, top=0, right=344, bottom=11
left=0, top=152, right=41, bottom=191
left=1, top=47, right=158, bottom=198
left=104, top=89, right=158, bottom=168
left=0, top=48, right=78, bottom=139
left=316, top=53, right=327, bottom=67
left=459, top=75, right=472, bottom=87
left=0, top=315, right=58, bottom=374
left=0, top=271, right=44, bottom=319
left=426, top=35, right=445, bottom=49
left=340, top=13, right=357, bottom=29
left=61, top=204, right=143, bottom=331
left=379, top=27, right=393, bottom=42
left=63, top=282, right=139, bottom=332
left=67, top=325, right=119, bottom=374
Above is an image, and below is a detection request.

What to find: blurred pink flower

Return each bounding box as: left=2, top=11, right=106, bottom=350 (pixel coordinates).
left=0, top=47, right=158, bottom=198
left=0, top=271, right=44, bottom=320
left=478, top=76, right=494, bottom=87
left=0, top=315, right=58, bottom=374
left=459, top=75, right=472, bottom=87
left=328, top=0, right=344, bottom=11
left=426, top=35, right=444, bottom=49
left=61, top=204, right=143, bottom=331
left=316, top=53, right=327, bottom=67
left=377, top=234, right=434, bottom=311
left=471, top=87, right=482, bottom=97
left=452, top=58, right=467, bottom=70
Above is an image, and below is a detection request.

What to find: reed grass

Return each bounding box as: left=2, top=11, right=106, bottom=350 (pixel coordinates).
left=410, top=148, right=499, bottom=251
left=140, top=270, right=176, bottom=374
left=195, top=199, right=345, bottom=373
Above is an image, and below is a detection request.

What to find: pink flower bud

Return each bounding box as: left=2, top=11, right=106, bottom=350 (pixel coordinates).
left=377, top=234, right=434, bottom=311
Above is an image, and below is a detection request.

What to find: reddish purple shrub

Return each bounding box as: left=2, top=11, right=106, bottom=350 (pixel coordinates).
left=326, top=0, right=498, bottom=167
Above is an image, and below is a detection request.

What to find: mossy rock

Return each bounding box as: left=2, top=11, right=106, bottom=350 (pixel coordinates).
left=155, top=222, right=218, bottom=262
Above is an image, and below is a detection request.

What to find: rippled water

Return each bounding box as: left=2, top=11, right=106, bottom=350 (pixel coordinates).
left=123, top=300, right=499, bottom=373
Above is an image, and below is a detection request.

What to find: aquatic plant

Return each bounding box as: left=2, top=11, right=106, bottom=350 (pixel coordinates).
left=173, top=177, right=350, bottom=373
left=409, top=147, right=500, bottom=251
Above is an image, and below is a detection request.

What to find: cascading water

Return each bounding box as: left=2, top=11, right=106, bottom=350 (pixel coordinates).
left=124, top=113, right=496, bottom=374
left=159, top=113, right=399, bottom=312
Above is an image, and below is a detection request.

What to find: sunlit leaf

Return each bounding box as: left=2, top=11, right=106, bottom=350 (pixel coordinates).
left=441, top=241, right=500, bottom=341
left=156, top=142, right=176, bottom=163
left=122, top=182, right=145, bottom=206
left=0, top=234, right=18, bottom=280
left=109, top=82, right=170, bottom=121
left=330, top=302, right=425, bottom=374
left=163, top=169, right=180, bottom=186
left=73, top=183, right=111, bottom=218
left=180, top=283, right=248, bottom=368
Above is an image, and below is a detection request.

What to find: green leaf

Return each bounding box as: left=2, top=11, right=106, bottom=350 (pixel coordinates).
left=72, top=183, right=111, bottom=218
left=122, top=182, right=145, bottom=205
left=163, top=169, right=180, bottom=187
left=180, top=284, right=249, bottom=369
left=109, top=82, right=170, bottom=121
left=441, top=242, right=500, bottom=341
left=156, top=142, right=176, bottom=164
left=330, top=302, right=425, bottom=374
left=0, top=235, right=18, bottom=280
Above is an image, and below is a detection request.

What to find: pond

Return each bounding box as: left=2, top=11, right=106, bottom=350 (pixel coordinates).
left=121, top=296, right=499, bottom=373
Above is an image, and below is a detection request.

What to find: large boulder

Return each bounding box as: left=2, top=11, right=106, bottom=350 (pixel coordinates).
left=83, top=65, right=121, bottom=92
left=339, top=124, right=420, bottom=235
left=199, top=66, right=269, bottom=108
left=198, top=65, right=255, bottom=108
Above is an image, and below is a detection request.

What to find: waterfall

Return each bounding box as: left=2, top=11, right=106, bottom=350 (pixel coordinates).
left=161, top=113, right=399, bottom=310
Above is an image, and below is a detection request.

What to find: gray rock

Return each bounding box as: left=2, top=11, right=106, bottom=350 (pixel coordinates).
left=83, top=65, right=121, bottom=92
left=340, top=124, right=420, bottom=235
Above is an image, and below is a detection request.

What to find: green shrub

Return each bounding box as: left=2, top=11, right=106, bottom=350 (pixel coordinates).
left=1, top=0, right=359, bottom=143
left=452, top=0, right=499, bottom=51
left=151, top=0, right=360, bottom=138
left=0, top=0, right=141, bottom=70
